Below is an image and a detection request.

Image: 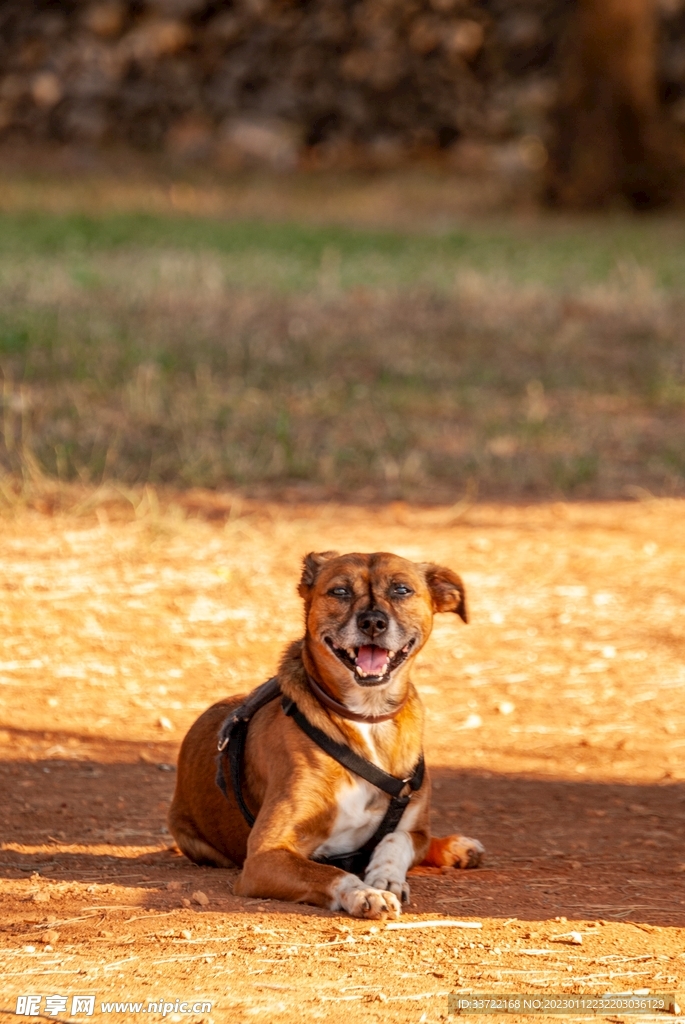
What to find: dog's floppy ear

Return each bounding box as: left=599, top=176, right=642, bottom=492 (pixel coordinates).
left=298, top=551, right=340, bottom=598
left=420, top=563, right=468, bottom=622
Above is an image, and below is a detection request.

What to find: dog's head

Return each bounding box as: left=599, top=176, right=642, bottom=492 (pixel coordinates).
left=298, top=551, right=467, bottom=691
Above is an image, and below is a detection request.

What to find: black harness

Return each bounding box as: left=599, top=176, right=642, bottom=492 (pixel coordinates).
left=215, top=676, right=425, bottom=877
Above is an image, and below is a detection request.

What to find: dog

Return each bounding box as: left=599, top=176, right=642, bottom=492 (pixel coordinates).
left=169, top=550, right=484, bottom=919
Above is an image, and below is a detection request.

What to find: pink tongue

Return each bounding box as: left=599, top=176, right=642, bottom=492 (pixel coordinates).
left=356, top=645, right=389, bottom=674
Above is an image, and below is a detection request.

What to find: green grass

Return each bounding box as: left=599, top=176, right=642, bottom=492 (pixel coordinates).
left=2, top=210, right=685, bottom=292
left=0, top=203, right=684, bottom=500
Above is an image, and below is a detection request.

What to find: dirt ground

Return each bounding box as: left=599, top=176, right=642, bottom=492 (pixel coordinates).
left=1, top=492, right=684, bottom=1023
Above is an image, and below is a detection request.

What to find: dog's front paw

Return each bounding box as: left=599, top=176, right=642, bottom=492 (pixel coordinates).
left=343, top=885, right=402, bottom=920
left=424, top=834, right=485, bottom=869
left=332, top=875, right=402, bottom=919
left=364, top=868, right=410, bottom=905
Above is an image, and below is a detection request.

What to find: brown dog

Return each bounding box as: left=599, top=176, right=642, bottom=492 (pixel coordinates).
left=169, top=551, right=484, bottom=919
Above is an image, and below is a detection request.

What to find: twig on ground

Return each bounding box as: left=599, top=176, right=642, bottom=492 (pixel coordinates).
left=385, top=919, right=482, bottom=931
left=103, top=955, right=139, bottom=971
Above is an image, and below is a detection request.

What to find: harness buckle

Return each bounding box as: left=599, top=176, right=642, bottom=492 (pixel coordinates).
left=400, top=773, right=417, bottom=796
left=217, top=736, right=228, bottom=752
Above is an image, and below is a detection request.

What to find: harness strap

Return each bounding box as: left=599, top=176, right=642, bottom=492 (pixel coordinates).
left=281, top=697, right=418, bottom=797
left=215, top=676, right=281, bottom=826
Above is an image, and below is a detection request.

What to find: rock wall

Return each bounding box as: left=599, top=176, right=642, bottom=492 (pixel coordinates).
left=0, top=1, right=683, bottom=169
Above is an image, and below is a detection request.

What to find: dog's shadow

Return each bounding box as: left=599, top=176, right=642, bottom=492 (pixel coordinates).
left=2, top=726, right=683, bottom=926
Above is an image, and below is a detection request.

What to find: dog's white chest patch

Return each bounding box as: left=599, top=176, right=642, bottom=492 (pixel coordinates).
left=312, top=723, right=392, bottom=860
left=312, top=776, right=387, bottom=860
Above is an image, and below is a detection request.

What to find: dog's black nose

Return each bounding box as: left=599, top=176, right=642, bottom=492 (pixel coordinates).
left=357, top=608, right=389, bottom=639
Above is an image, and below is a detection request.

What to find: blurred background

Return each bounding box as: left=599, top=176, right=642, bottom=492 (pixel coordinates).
left=0, top=0, right=684, bottom=503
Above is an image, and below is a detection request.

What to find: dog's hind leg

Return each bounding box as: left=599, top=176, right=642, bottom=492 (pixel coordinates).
left=421, top=834, right=485, bottom=869
left=169, top=815, right=236, bottom=869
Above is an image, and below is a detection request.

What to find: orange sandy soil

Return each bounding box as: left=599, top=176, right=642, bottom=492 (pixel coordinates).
left=1, top=493, right=684, bottom=1023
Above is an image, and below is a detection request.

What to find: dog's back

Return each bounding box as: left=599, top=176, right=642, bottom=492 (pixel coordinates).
left=169, top=696, right=250, bottom=869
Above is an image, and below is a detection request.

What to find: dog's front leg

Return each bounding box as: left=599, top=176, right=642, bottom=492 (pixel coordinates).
left=364, top=825, right=429, bottom=905
left=235, top=849, right=402, bottom=919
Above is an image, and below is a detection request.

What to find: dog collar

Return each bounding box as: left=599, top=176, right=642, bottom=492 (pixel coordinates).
left=305, top=671, right=409, bottom=723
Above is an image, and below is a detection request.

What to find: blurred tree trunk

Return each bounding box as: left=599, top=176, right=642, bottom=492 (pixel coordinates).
left=547, top=0, right=682, bottom=209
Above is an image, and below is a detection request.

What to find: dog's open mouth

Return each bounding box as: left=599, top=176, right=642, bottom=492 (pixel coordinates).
left=324, top=637, right=416, bottom=684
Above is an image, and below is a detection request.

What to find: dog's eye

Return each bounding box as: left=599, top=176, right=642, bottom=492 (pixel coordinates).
left=393, top=584, right=413, bottom=597
left=328, top=587, right=351, bottom=598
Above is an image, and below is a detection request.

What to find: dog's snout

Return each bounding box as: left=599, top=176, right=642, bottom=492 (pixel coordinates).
left=356, top=607, right=389, bottom=639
